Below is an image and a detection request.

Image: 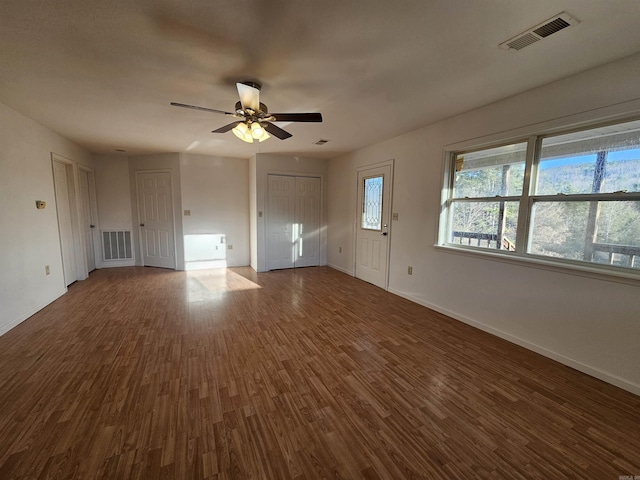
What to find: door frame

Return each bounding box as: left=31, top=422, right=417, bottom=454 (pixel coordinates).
left=260, top=169, right=325, bottom=271
left=51, top=153, right=88, bottom=284
left=353, top=159, right=394, bottom=290
left=134, top=169, right=177, bottom=269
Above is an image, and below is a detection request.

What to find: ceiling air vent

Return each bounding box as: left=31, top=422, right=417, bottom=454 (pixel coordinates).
left=314, top=139, right=330, bottom=145
left=499, top=12, right=579, bottom=51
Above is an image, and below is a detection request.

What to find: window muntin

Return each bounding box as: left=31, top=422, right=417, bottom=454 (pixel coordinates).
left=362, top=175, right=383, bottom=230
left=443, top=118, right=640, bottom=274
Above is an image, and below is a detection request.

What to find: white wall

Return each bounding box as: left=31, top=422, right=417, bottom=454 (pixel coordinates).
left=180, top=154, right=250, bottom=267
left=93, top=154, right=134, bottom=267
left=327, top=53, right=640, bottom=394
left=251, top=153, right=329, bottom=272
left=0, top=102, right=93, bottom=335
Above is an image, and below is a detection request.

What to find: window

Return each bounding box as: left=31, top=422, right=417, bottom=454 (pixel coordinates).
left=449, top=142, right=526, bottom=250
left=362, top=175, right=384, bottom=230
left=441, top=118, right=640, bottom=274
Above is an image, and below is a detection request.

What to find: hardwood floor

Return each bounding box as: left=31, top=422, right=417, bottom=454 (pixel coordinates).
left=0, top=266, right=638, bottom=479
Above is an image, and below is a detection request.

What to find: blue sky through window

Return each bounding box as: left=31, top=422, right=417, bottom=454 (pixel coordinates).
left=539, top=147, right=640, bottom=169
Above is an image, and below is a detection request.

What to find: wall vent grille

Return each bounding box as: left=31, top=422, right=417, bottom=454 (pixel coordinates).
left=102, top=230, right=133, bottom=260
left=499, top=12, right=579, bottom=51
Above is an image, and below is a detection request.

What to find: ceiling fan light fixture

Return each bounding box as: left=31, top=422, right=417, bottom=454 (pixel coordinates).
left=232, top=122, right=253, bottom=143
left=251, top=122, right=265, bottom=139
left=257, top=131, right=271, bottom=142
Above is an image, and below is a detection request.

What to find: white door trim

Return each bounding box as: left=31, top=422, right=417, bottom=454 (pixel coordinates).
left=51, top=152, right=89, bottom=284
left=354, top=159, right=394, bottom=290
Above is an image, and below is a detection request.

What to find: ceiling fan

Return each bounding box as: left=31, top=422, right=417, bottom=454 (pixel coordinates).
left=170, top=81, right=323, bottom=143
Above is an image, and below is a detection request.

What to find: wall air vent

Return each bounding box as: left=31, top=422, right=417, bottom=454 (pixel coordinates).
left=499, top=12, right=579, bottom=51
left=102, top=230, right=133, bottom=260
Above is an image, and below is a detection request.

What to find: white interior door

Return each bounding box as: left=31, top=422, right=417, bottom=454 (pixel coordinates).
left=52, top=159, right=77, bottom=286
left=356, top=163, right=392, bottom=289
left=266, top=175, right=321, bottom=270
left=136, top=171, right=176, bottom=269
left=294, top=177, right=321, bottom=268
left=78, top=169, right=96, bottom=272
left=266, top=175, right=296, bottom=270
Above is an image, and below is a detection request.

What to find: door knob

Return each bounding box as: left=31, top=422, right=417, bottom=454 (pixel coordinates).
left=89, top=224, right=95, bottom=228
left=381, top=231, right=388, bottom=236
left=140, top=223, right=145, bottom=227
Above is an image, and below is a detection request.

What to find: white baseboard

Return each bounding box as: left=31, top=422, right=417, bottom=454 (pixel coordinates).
left=0, top=288, right=67, bottom=337
left=388, top=287, right=640, bottom=397
left=327, top=263, right=354, bottom=276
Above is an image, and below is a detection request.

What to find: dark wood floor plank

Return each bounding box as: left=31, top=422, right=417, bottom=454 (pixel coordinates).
left=0, top=266, right=639, bottom=479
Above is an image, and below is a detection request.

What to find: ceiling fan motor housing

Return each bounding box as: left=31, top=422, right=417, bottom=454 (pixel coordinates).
left=234, top=101, right=269, bottom=116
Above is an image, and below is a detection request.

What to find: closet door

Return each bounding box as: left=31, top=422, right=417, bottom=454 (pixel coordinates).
left=266, top=175, right=296, bottom=270
left=266, top=175, right=321, bottom=270
left=294, top=177, right=321, bottom=268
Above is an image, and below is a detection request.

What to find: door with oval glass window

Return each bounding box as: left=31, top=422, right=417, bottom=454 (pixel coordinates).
left=355, top=161, right=393, bottom=289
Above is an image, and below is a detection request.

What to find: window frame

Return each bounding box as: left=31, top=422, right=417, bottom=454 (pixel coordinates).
left=438, top=118, right=640, bottom=281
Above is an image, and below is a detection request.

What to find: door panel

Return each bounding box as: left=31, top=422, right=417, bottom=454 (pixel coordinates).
left=78, top=169, right=96, bottom=272
left=266, top=175, right=296, bottom=270
left=137, top=172, right=175, bottom=269
left=359, top=238, right=370, bottom=267
left=356, top=164, right=392, bottom=289
left=295, top=177, right=321, bottom=268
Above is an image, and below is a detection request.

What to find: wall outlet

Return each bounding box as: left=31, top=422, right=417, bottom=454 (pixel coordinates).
left=393, top=212, right=399, bottom=221
left=407, top=266, right=413, bottom=275
left=184, top=209, right=191, bottom=216
left=45, top=265, right=50, bottom=275
left=339, top=246, right=343, bottom=253
left=227, top=244, right=233, bottom=250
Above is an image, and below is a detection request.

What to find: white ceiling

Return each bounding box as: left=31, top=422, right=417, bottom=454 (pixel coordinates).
left=2, top=0, right=640, bottom=160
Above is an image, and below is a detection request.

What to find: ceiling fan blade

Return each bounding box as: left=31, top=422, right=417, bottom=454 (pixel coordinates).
left=270, top=113, right=323, bottom=123
left=236, top=83, right=260, bottom=112
left=212, top=121, right=242, bottom=133
left=264, top=122, right=292, bottom=140
left=171, top=102, right=234, bottom=115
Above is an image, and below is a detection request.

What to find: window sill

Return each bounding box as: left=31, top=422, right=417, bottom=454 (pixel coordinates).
left=434, top=244, right=640, bottom=286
